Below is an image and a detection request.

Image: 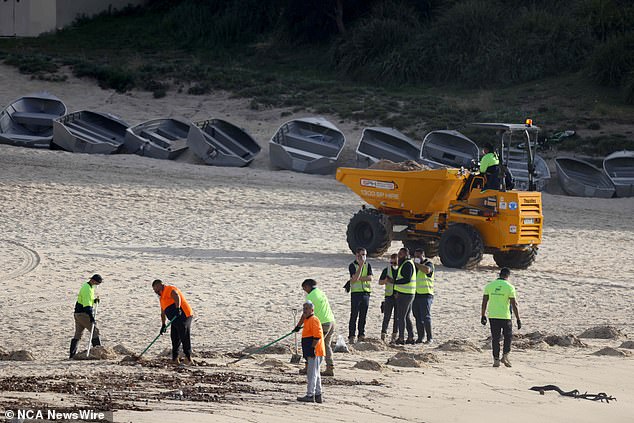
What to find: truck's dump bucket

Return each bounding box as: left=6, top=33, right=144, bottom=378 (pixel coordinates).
left=336, top=167, right=467, bottom=213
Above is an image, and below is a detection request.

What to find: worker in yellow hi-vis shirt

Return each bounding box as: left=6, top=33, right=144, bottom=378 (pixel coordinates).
left=70, top=274, right=103, bottom=359
left=481, top=268, right=521, bottom=368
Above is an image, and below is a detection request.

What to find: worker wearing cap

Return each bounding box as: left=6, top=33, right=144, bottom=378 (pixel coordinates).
left=347, top=247, right=373, bottom=344
left=152, top=279, right=194, bottom=365
left=480, top=143, right=500, bottom=190
left=297, top=279, right=336, bottom=376
left=481, top=268, right=522, bottom=368
left=378, top=253, right=399, bottom=342
left=296, top=300, right=325, bottom=403
left=69, top=274, right=103, bottom=359
left=413, top=248, right=435, bottom=344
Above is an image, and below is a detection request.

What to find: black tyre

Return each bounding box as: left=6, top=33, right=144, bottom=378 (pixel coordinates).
left=403, top=238, right=439, bottom=258
left=439, top=224, right=483, bottom=269
left=493, top=247, right=538, bottom=269
left=346, top=208, right=392, bottom=257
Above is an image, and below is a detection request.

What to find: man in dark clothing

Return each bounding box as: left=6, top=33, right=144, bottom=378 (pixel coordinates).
left=69, top=274, right=103, bottom=359
left=387, top=248, right=416, bottom=345
left=378, top=254, right=399, bottom=342
left=347, top=248, right=373, bottom=344
left=413, top=248, right=435, bottom=344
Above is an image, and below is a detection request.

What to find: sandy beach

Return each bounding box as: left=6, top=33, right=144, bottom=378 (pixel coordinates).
left=0, top=63, right=633, bottom=422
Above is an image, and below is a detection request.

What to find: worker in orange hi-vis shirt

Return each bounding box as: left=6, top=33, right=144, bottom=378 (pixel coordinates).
left=295, top=300, right=325, bottom=404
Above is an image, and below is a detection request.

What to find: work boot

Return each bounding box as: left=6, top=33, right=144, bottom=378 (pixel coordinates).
left=172, top=357, right=181, bottom=365
left=296, top=395, right=315, bottom=403
left=415, top=338, right=424, bottom=344
left=183, top=356, right=195, bottom=366
left=321, top=366, right=334, bottom=377
left=493, top=359, right=501, bottom=368
left=315, top=394, right=323, bottom=404
left=357, top=335, right=366, bottom=342
left=390, top=333, right=398, bottom=343
left=91, top=337, right=101, bottom=347
left=424, top=339, right=434, bottom=345
left=299, top=362, right=308, bottom=375
left=405, top=338, right=416, bottom=345
left=501, top=354, right=512, bottom=368
left=381, top=332, right=387, bottom=341
left=69, top=338, right=79, bottom=359
left=348, top=336, right=355, bottom=345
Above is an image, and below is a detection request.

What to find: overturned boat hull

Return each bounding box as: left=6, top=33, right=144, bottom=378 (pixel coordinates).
left=53, top=111, right=128, bottom=154
left=420, top=130, right=479, bottom=169
left=507, top=148, right=551, bottom=191
left=555, top=157, right=615, bottom=198
left=269, top=117, right=345, bottom=174
left=356, top=127, right=419, bottom=165
left=188, top=119, right=260, bottom=167
left=125, top=118, right=189, bottom=160
left=603, top=150, right=634, bottom=197
left=0, top=92, right=67, bottom=148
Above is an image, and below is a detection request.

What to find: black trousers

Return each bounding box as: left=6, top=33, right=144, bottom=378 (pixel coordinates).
left=171, top=316, right=193, bottom=359
left=381, top=295, right=398, bottom=334
left=349, top=292, right=370, bottom=338
left=413, top=294, right=433, bottom=341
left=394, top=292, right=414, bottom=340
left=489, top=318, right=512, bottom=359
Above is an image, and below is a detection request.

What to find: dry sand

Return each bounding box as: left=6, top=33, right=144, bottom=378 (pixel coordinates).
left=0, top=64, right=633, bottom=422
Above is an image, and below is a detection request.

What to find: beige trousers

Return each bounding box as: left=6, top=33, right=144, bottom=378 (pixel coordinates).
left=74, top=313, right=99, bottom=340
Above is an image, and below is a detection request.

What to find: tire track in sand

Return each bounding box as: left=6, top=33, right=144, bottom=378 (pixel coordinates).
left=0, top=239, right=40, bottom=282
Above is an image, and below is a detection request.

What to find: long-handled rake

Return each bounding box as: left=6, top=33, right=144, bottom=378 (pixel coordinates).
left=229, top=331, right=295, bottom=365
left=290, top=308, right=302, bottom=364
left=135, top=315, right=178, bottom=361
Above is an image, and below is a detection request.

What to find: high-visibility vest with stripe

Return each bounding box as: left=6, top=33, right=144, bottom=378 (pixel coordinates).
left=351, top=263, right=372, bottom=293
left=393, top=260, right=416, bottom=295
left=416, top=262, right=435, bottom=295
left=384, top=267, right=396, bottom=297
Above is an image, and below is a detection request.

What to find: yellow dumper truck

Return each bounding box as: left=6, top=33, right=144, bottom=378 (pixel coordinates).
left=336, top=122, right=543, bottom=269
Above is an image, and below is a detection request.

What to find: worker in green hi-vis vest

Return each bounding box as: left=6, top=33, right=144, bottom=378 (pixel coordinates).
left=347, top=247, right=373, bottom=344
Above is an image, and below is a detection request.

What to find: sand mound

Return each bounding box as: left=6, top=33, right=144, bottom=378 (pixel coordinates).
left=483, top=333, right=586, bottom=350
left=579, top=326, right=624, bottom=339
left=73, top=346, right=118, bottom=360
left=592, top=347, right=632, bottom=357
left=354, top=359, right=383, bottom=371
left=369, top=160, right=432, bottom=171
left=543, top=334, right=586, bottom=347
left=351, top=341, right=385, bottom=352
left=260, top=358, right=288, bottom=368
left=112, top=344, right=135, bottom=356
left=436, top=339, right=482, bottom=353
left=618, top=341, right=634, bottom=349
left=1, top=350, right=36, bottom=361
left=386, top=352, right=435, bottom=368
left=120, top=355, right=140, bottom=362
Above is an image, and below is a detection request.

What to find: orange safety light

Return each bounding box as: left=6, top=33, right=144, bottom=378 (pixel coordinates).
left=525, top=118, right=533, bottom=126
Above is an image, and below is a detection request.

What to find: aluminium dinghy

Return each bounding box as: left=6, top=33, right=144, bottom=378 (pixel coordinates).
left=555, top=157, right=615, bottom=198
left=269, top=117, right=345, bottom=174
left=187, top=119, right=261, bottom=167
left=507, top=148, right=551, bottom=191
left=124, top=118, right=189, bottom=160
left=420, top=130, right=479, bottom=169
left=356, top=127, right=420, bottom=165
left=0, top=92, right=67, bottom=148
left=603, top=150, right=634, bottom=197
left=53, top=110, right=128, bottom=154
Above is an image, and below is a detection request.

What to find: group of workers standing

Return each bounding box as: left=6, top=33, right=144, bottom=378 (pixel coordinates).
left=347, top=246, right=435, bottom=345
left=69, top=246, right=521, bottom=404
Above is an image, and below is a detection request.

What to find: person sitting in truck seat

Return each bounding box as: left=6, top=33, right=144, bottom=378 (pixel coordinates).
left=480, top=143, right=500, bottom=190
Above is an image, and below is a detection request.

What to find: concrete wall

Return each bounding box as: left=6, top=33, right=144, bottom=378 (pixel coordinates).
left=0, top=0, right=147, bottom=37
